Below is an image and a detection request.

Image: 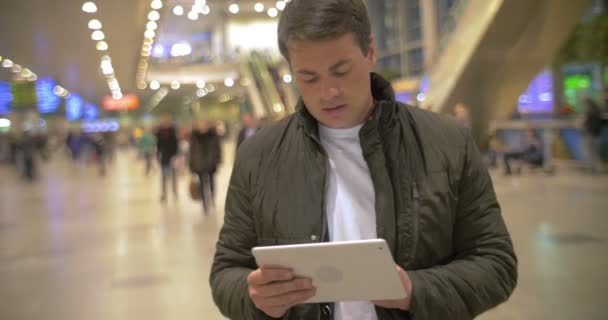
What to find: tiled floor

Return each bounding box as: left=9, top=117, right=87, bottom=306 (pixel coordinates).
left=1, top=144, right=607, bottom=320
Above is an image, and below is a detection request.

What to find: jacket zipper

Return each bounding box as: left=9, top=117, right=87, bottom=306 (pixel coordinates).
left=309, top=133, right=329, bottom=243
left=410, top=181, right=420, bottom=263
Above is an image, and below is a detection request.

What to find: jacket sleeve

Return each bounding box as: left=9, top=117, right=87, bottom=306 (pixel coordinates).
left=408, top=130, right=518, bottom=320
left=209, top=147, right=277, bottom=320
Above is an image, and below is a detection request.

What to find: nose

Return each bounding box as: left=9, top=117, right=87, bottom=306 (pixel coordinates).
left=320, top=78, right=340, bottom=103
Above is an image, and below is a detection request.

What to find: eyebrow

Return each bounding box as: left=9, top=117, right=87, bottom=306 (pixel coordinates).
left=296, top=59, right=353, bottom=76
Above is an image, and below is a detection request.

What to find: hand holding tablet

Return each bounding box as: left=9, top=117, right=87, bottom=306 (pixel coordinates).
left=251, top=239, right=407, bottom=307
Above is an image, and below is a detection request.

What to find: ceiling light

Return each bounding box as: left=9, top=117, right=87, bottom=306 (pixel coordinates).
left=171, top=80, right=181, bottom=90
left=206, top=83, right=215, bottom=92
left=144, top=29, right=156, bottom=39
left=254, top=3, right=264, bottom=12
left=91, top=30, right=105, bottom=41
left=96, top=41, right=108, bottom=51
left=276, top=1, right=286, bottom=11
left=268, top=7, right=278, bottom=17
left=224, top=78, right=235, bottom=87
left=201, top=5, right=210, bottom=15
left=21, top=68, right=32, bottom=78
left=2, top=59, right=13, bottom=68
left=283, top=74, right=292, bottom=83
left=196, top=80, right=206, bottom=89
left=150, top=80, right=160, bottom=90
left=229, top=3, right=239, bottom=14
left=195, top=0, right=206, bottom=5
left=88, top=19, right=102, bottom=30
left=53, top=86, right=66, bottom=96
left=108, top=79, right=119, bottom=90
left=137, top=81, right=148, bottom=90
left=12, top=64, right=22, bottom=73
left=148, top=10, right=160, bottom=21
left=173, top=5, right=184, bottom=16
left=146, top=21, right=158, bottom=31
left=151, top=0, right=163, bottom=10
left=187, top=10, right=198, bottom=20
left=82, top=2, right=97, bottom=13
left=196, top=89, right=207, bottom=97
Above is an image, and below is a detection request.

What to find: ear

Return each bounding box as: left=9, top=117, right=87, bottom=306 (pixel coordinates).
left=367, top=34, right=377, bottom=68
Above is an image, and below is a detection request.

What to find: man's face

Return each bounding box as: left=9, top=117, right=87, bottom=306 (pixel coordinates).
left=160, top=116, right=172, bottom=128
left=242, top=114, right=254, bottom=128
left=288, top=33, right=377, bottom=129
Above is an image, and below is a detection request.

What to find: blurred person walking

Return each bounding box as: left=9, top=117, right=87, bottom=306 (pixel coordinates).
left=236, top=113, right=259, bottom=149
left=156, top=115, right=179, bottom=201
left=583, top=98, right=604, bottom=172
left=90, top=133, right=107, bottom=176
left=189, top=119, right=222, bottom=214
left=138, top=126, right=157, bottom=176
left=453, top=102, right=472, bottom=129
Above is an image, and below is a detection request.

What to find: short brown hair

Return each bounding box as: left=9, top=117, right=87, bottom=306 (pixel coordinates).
left=278, top=0, right=371, bottom=61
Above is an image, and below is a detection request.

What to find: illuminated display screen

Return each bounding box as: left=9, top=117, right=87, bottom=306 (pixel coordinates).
left=518, top=71, right=554, bottom=114
left=0, top=81, right=12, bottom=115
left=66, top=94, right=84, bottom=121
left=36, top=78, right=61, bottom=113
left=84, top=103, right=99, bottom=120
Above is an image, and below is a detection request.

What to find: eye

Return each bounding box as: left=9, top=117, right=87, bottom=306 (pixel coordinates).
left=334, top=69, right=350, bottom=77
left=302, top=76, right=319, bottom=84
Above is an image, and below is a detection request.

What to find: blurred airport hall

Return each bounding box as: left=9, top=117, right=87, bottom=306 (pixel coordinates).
left=1, top=0, right=607, bottom=319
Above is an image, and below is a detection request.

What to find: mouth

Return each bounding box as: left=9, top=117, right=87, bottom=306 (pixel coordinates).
left=322, top=104, right=347, bottom=113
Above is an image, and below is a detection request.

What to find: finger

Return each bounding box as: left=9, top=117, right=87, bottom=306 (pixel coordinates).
left=260, top=288, right=316, bottom=308
left=264, top=306, right=290, bottom=318
left=255, top=278, right=314, bottom=297
left=248, top=268, right=293, bottom=285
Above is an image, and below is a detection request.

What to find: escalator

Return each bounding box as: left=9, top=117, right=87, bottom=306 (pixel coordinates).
left=422, top=0, right=593, bottom=142
left=240, top=51, right=298, bottom=120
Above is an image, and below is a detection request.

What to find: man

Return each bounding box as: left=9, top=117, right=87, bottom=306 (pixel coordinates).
left=210, top=1, right=517, bottom=319
left=189, top=119, right=222, bottom=214
left=156, top=115, right=179, bottom=201
left=236, top=112, right=259, bottom=149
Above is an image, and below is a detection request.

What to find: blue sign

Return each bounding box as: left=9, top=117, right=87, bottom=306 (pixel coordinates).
left=0, top=81, right=13, bottom=115
left=36, top=78, right=61, bottom=113
left=84, top=103, right=99, bottom=120
left=518, top=71, right=554, bottom=114
left=66, top=94, right=84, bottom=121
left=191, top=32, right=212, bottom=41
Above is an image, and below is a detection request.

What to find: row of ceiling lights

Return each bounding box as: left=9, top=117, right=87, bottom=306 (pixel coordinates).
left=1, top=55, right=72, bottom=98
left=82, top=1, right=123, bottom=100
left=171, top=0, right=290, bottom=21
left=136, top=0, right=163, bottom=90
left=0, top=56, right=38, bottom=82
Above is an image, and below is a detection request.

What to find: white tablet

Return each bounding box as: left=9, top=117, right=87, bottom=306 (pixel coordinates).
left=252, top=239, right=407, bottom=303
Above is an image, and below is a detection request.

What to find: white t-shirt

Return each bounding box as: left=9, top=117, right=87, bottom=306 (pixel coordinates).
left=319, top=123, right=378, bottom=320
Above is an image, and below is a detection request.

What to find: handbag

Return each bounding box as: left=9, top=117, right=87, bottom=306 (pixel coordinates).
left=189, top=175, right=201, bottom=201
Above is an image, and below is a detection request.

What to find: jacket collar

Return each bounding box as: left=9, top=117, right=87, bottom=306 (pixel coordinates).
left=296, top=73, right=397, bottom=139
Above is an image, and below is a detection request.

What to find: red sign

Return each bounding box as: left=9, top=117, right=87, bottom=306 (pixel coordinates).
left=103, top=95, right=139, bottom=111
